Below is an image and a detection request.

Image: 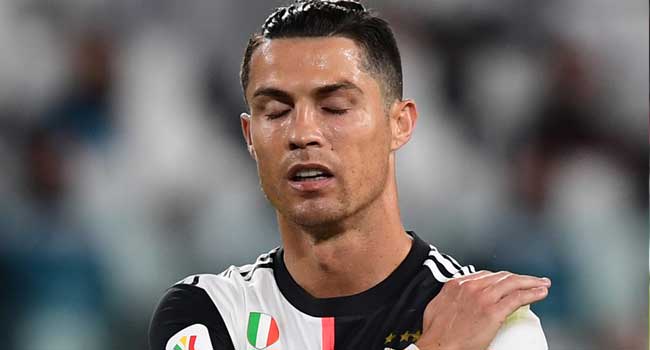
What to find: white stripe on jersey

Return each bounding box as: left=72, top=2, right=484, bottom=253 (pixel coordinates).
left=230, top=247, right=278, bottom=281
left=239, top=252, right=274, bottom=273
left=428, top=247, right=461, bottom=276
left=186, top=262, right=327, bottom=349
left=255, top=313, right=272, bottom=346
left=172, top=240, right=545, bottom=349
left=423, top=245, right=475, bottom=282
left=424, top=259, right=452, bottom=282
left=441, top=252, right=463, bottom=269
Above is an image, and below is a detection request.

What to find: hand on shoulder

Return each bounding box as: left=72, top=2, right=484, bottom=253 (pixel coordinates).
left=415, top=270, right=551, bottom=350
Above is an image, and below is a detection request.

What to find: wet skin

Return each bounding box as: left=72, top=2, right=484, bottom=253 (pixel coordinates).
left=241, top=37, right=415, bottom=232
left=240, top=36, right=418, bottom=298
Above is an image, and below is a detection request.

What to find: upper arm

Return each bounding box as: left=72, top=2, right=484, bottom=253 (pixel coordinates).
left=488, top=305, right=548, bottom=350
left=148, top=284, right=236, bottom=350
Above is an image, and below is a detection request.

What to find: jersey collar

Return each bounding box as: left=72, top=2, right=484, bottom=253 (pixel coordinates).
left=272, top=231, right=430, bottom=317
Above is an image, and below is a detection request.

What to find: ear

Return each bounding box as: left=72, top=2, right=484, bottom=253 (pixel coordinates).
left=389, top=99, right=418, bottom=151
left=240, top=112, right=257, bottom=160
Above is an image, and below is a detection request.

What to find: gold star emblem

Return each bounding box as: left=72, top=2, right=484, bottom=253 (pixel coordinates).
left=410, top=330, right=422, bottom=342
left=384, top=332, right=396, bottom=344
left=400, top=331, right=411, bottom=342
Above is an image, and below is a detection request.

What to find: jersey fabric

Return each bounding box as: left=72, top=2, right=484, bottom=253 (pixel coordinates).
left=149, top=232, right=547, bottom=350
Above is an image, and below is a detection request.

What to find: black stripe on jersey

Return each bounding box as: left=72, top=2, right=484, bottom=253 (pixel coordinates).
left=242, top=262, right=274, bottom=281
left=428, top=251, right=462, bottom=276
left=442, top=253, right=462, bottom=270
left=238, top=257, right=273, bottom=275
left=273, top=231, right=432, bottom=317
left=424, top=247, right=477, bottom=282
left=442, top=252, right=477, bottom=275
left=190, top=275, right=200, bottom=285
left=149, top=284, right=235, bottom=350
left=428, top=255, right=454, bottom=278
left=237, top=248, right=278, bottom=281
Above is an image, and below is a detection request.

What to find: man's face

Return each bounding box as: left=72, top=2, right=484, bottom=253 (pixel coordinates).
left=242, top=37, right=394, bottom=227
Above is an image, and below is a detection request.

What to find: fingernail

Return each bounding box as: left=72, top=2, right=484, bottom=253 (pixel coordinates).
left=541, top=277, right=551, bottom=286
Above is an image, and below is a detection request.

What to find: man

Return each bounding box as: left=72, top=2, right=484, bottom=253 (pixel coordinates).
left=149, top=1, right=551, bottom=349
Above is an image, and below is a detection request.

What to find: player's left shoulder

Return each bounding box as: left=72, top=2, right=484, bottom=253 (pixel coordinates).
left=488, top=305, right=548, bottom=350
left=416, top=235, right=548, bottom=349
left=422, top=242, right=477, bottom=283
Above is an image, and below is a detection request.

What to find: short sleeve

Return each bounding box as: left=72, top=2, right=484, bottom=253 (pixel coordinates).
left=488, top=305, right=548, bottom=350
left=148, top=284, right=236, bottom=350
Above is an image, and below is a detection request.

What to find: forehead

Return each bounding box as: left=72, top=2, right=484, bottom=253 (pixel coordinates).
left=247, top=37, right=376, bottom=97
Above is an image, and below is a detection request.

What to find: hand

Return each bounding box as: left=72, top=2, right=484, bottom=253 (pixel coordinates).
left=415, top=270, right=551, bottom=350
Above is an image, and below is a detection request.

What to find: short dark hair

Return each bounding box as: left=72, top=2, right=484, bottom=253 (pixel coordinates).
left=240, top=0, right=403, bottom=106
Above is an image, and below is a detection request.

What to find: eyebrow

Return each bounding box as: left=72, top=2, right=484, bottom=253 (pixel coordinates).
left=251, top=80, right=363, bottom=103
left=314, top=81, right=363, bottom=96
left=252, top=87, right=293, bottom=104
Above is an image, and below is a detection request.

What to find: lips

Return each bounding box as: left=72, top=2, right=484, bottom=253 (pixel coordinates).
left=287, top=163, right=335, bottom=192
left=287, top=163, right=334, bottom=181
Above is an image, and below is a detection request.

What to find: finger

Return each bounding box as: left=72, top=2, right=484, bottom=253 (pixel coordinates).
left=457, top=270, right=512, bottom=290
left=438, top=271, right=502, bottom=299
left=484, top=274, right=551, bottom=303
left=493, top=286, right=549, bottom=320
left=451, top=269, right=491, bottom=282
left=461, top=271, right=549, bottom=290
left=445, top=270, right=492, bottom=289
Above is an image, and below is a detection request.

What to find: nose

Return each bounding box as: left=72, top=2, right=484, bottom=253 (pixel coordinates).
left=288, top=104, right=324, bottom=150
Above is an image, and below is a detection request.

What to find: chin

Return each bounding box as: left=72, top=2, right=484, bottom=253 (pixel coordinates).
left=284, top=200, right=348, bottom=228
left=289, top=209, right=344, bottom=228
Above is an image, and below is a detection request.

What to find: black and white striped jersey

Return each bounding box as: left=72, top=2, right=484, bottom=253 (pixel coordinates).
left=149, top=232, right=547, bottom=350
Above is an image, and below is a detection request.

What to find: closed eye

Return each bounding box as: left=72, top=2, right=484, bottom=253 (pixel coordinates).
left=267, top=109, right=291, bottom=119
left=322, top=107, right=349, bottom=115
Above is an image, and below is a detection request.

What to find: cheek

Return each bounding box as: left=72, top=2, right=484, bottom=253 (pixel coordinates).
left=257, top=118, right=294, bottom=151
left=254, top=121, right=280, bottom=148
left=331, top=108, right=382, bottom=139
left=333, top=112, right=391, bottom=176
left=337, top=109, right=389, bottom=148
left=252, top=123, right=284, bottom=175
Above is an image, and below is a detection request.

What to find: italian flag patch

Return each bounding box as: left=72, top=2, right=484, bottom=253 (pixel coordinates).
left=247, top=312, right=280, bottom=349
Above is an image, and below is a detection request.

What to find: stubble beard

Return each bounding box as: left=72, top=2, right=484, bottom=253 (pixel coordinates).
left=260, top=169, right=389, bottom=243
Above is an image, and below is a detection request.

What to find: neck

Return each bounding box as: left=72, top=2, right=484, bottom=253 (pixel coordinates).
left=278, top=175, right=412, bottom=298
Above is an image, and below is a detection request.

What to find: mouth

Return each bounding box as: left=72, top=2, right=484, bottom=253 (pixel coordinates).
left=287, top=163, right=335, bottom=192
left=288, top=163, right=334, bottom=182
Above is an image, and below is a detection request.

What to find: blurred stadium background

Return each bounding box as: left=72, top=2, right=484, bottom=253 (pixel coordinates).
left=0, top=0, right=647, bottom=349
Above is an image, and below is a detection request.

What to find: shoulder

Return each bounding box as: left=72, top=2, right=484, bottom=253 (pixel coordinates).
left=216, top=246, right=278, bottom=284
left=148, top=247, right=280, bottom=350
left=489, top=305, right=548, bottom=350
left=421, top=241, right=477, bottom=282
left=416, top=237, right=548, bottom=349
left=176, top=246, right=279, bottom=301
left=148, top=282, right=235, bottom=350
